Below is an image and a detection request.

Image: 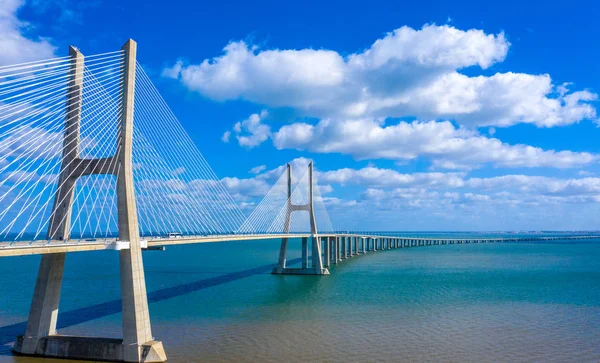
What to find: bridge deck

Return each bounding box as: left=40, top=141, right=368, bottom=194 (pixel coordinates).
left=0, top=234, right=597, bottom=257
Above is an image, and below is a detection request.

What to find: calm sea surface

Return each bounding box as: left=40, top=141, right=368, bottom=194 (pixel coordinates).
left=0, top=233, right=599, bottom=362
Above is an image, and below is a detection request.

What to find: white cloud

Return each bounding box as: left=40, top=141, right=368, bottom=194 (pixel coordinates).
left=347, top=25, right=508, bottom=70
left=221, top=157, right=315, bottom=199
left=249, top=164, right=266, bottom=174
left=218, top=159, right=600, bottom=230
left=318, top=166, right=466, bottom=188
left=227, top=110, right=270, bottom=148
left=165, top=24, right=596, bottom=128
left=465, top=175, right=600, bottom=198
left=221, top=131, right=231, bottom=143
left=162, top=60, right=183, bottom=79
left=272, top=119, right=596, bottom=169
left=223, top=159, right=600, bottom=206
left=317, top=165, right=600, bottom=203
left=578, top=170, right=593, bottom=176
left=0, top=0, right=56, bottom=66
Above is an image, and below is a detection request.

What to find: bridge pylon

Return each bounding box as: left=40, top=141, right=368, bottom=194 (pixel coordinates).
left=13, top=40, right=166, bottom=362
left=272, top=162, right=329, bottom=275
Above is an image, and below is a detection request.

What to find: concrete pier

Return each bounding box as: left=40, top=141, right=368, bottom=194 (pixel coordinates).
left=301, top=237, right=308, bottom=268
left=323, top=237, right=332, bottom=267
left=272, top=163, right=329, bottom=275
left=14, top=40, right=166, bottom=363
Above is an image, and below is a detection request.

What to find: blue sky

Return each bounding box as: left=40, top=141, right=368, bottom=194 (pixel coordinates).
left=3, top=0, right=600, bottom=231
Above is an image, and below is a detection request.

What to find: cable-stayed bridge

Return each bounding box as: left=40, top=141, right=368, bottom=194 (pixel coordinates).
left=0, top=40, right=597, bottom=362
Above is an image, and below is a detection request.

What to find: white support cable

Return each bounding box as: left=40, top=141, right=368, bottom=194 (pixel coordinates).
left=0, top=70, right=124, bottom=164
left=131, top=87, right=224, bottom=235
left=14, top=84, right=125, bottom=240
left=32, top=103, right=122, bottom=241
left=0, top=50, right=122, bottom=74
left=3, top=56, right=125, bottom=240
left=130, top=90, right=205, bottom=235
left=249, top=174, right=290, bottom=233
left=0, top=53, right=124, bottom=82
left=0, top=66, right=72, bottom=96
left=0, top=56, right=123, bottom=95
left=68, top=88, right=122, bottom=238
left=130, top=161, right=175, bottom=236
left=76, top=69, right=123, bottom=239
left=0, top=66, right=123, bottom=141
left=0, top=92, right=120, bottom=221
left=90, top=173, right=118, bottom=239
left=238, top=171, right=288, bottom=234
left=0, top=56, right=72, bottom=73
left=131, top=79, right=225, bottom=234
left=313, top=183, right=335, bottom=233
left=43, top=73, right=124, bottom=240
left=130, top=129, right=184, bottom=236
left=0, top=60, right=124, bottom=106
left=266, top=169, right=310, bottom=233
left=9, top=100, right=123, bottom=240
left=133, top=138, right=203, bottom=236
left=129, top=85, right=205, bottom=235
left=0, top=77, right=125, bottom=206
left=135, top=67, right=247, bottom=230
left=68, top=131, right=121, bottom=239
left=244, top=177, right=289, bottom=233
left=132, top=79, right=227, bottom=235
left=102, top=162, right=120, bottom=239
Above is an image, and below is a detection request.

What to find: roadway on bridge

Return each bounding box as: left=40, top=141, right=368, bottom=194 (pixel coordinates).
left=0, top=234, right=597, bottom=257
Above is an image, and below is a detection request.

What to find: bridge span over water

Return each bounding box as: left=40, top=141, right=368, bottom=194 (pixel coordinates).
left=1, top=233, right=596, bottom=258
left=0, top=39, right=596, bottom=362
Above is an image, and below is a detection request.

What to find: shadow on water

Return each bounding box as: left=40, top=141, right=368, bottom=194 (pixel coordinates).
left=0, top=258, right=302, bottom=356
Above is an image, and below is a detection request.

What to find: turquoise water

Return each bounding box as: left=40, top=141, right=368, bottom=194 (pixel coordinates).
left=1, top=235, right=599, bottom=362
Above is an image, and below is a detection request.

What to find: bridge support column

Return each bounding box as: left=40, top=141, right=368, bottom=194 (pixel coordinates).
left=14, top=40, right=166, bottom=363
left=346, top=237, right=350, bottom=256
left=354, top=237, right=358, bottom=255
left=302, top=237, right=308, bottom=268
left=342, top=237, right=346, bottom=259
left=272, top=163, right=329, bottom=275
left=324, top=237, right=330, bottom=268
left=346, top=237, right=350, bottom=257
left=348, top=237, right=352, bottom=256
left=330, top=237, right=335, bottom=264
left=15, top=253, right=66, bottom=355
